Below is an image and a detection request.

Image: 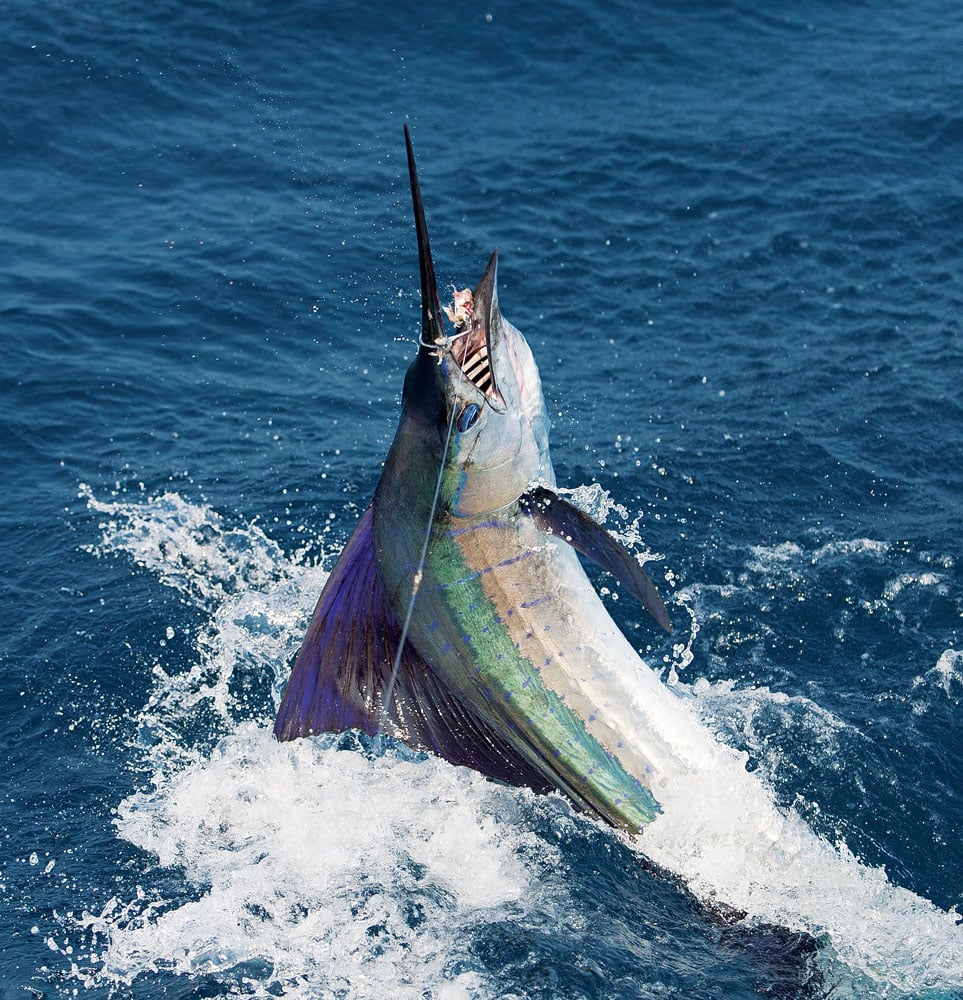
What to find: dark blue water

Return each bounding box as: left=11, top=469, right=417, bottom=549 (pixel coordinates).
left=3, top=2, right=962, bottom=997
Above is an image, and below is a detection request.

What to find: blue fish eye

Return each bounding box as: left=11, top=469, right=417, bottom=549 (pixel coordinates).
left=457, top=402, right=482, bottom=432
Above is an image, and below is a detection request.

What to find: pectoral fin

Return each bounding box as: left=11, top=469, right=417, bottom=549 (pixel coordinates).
left=519, top=486, right=673, bottom=634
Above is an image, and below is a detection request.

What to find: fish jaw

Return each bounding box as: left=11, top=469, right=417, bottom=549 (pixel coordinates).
left=385, top=265, right=553, bottom=520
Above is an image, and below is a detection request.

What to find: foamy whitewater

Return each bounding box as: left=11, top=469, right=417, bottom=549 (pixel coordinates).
left=62, top=486, right=963, bottom=999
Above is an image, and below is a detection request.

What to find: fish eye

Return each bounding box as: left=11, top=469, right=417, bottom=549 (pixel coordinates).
left=457, top=402, right=482, bottom=432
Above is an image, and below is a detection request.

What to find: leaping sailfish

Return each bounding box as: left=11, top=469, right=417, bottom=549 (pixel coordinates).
left=275, top=126, right=674, bottom=832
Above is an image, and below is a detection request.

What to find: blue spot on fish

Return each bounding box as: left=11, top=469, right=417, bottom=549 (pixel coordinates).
left=495, top=551, right=535, bottom=571
left=447, top=519, right=503, bottom=537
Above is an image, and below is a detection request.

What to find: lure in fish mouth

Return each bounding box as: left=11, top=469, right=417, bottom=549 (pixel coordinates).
left=275, top=125, right=672, bottom=832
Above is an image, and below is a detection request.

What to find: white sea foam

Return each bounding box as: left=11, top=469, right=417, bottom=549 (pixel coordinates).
left=883, top=571, right=949, bottom=602
left=743, top=537, right=890, bottom=587
left=75, top=488, right=963, bottom=997
left=680, top=675, right=852, bottom=763
left=74, top=487, right=558, bottom=999
left=911, top=648, right=963, bottom=715
left=928, top=649, right=963, bottom=696
left=81, top=725, right=550, bottom=999
left=636, top=678, right=963, bottom=993
left=81, top=484, right=296, bottom=608
left=640, top=757, right=963, bottom=993
left=751, top=536, right=892, bottom=566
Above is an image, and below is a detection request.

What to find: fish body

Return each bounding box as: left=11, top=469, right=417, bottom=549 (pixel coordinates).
left=275, top=128, right=676, bottom=832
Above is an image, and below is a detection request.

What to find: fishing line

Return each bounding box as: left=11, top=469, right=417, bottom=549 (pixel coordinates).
left=379, top=394, right=458, bottom=733
left=419, top=326, right=470, bottom=350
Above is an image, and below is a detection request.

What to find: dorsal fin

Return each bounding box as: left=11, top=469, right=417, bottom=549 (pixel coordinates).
left=274, top=506, right=394, bottom=739
left=274, top=506, right=558, bottom=789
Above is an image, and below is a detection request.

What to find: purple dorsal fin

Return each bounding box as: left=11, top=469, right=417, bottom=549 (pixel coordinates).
left=274, top=507, right=555, bottom=789
left=274, top=506, right=393, bottom=739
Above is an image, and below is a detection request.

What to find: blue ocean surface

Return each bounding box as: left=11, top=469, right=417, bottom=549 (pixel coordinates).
left=2, top=1, right=962, bottom=997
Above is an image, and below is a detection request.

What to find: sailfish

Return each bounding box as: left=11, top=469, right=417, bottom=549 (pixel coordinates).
left=270, top=129, right=963, bottom=990
left=275, top=126, right=678, bottom=832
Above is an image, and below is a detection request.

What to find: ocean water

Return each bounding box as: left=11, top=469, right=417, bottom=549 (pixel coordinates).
left=2, top=1, right=962, bottom=998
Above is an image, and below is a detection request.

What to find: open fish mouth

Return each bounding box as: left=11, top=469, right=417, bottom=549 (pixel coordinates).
left=446, top=288, right=497, bottom=400
left=456, top=331, right=494, bottom=397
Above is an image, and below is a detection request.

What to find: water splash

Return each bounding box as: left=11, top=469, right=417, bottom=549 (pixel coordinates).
left=70, top=486, right=559, bottom=999
left=70, top=486, right=963, bottom=998
left=639, top=737, right=963, bottom=995
left=76, top=726, right=553, bottom=999
left=911, top=648, right=963, bottom=714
